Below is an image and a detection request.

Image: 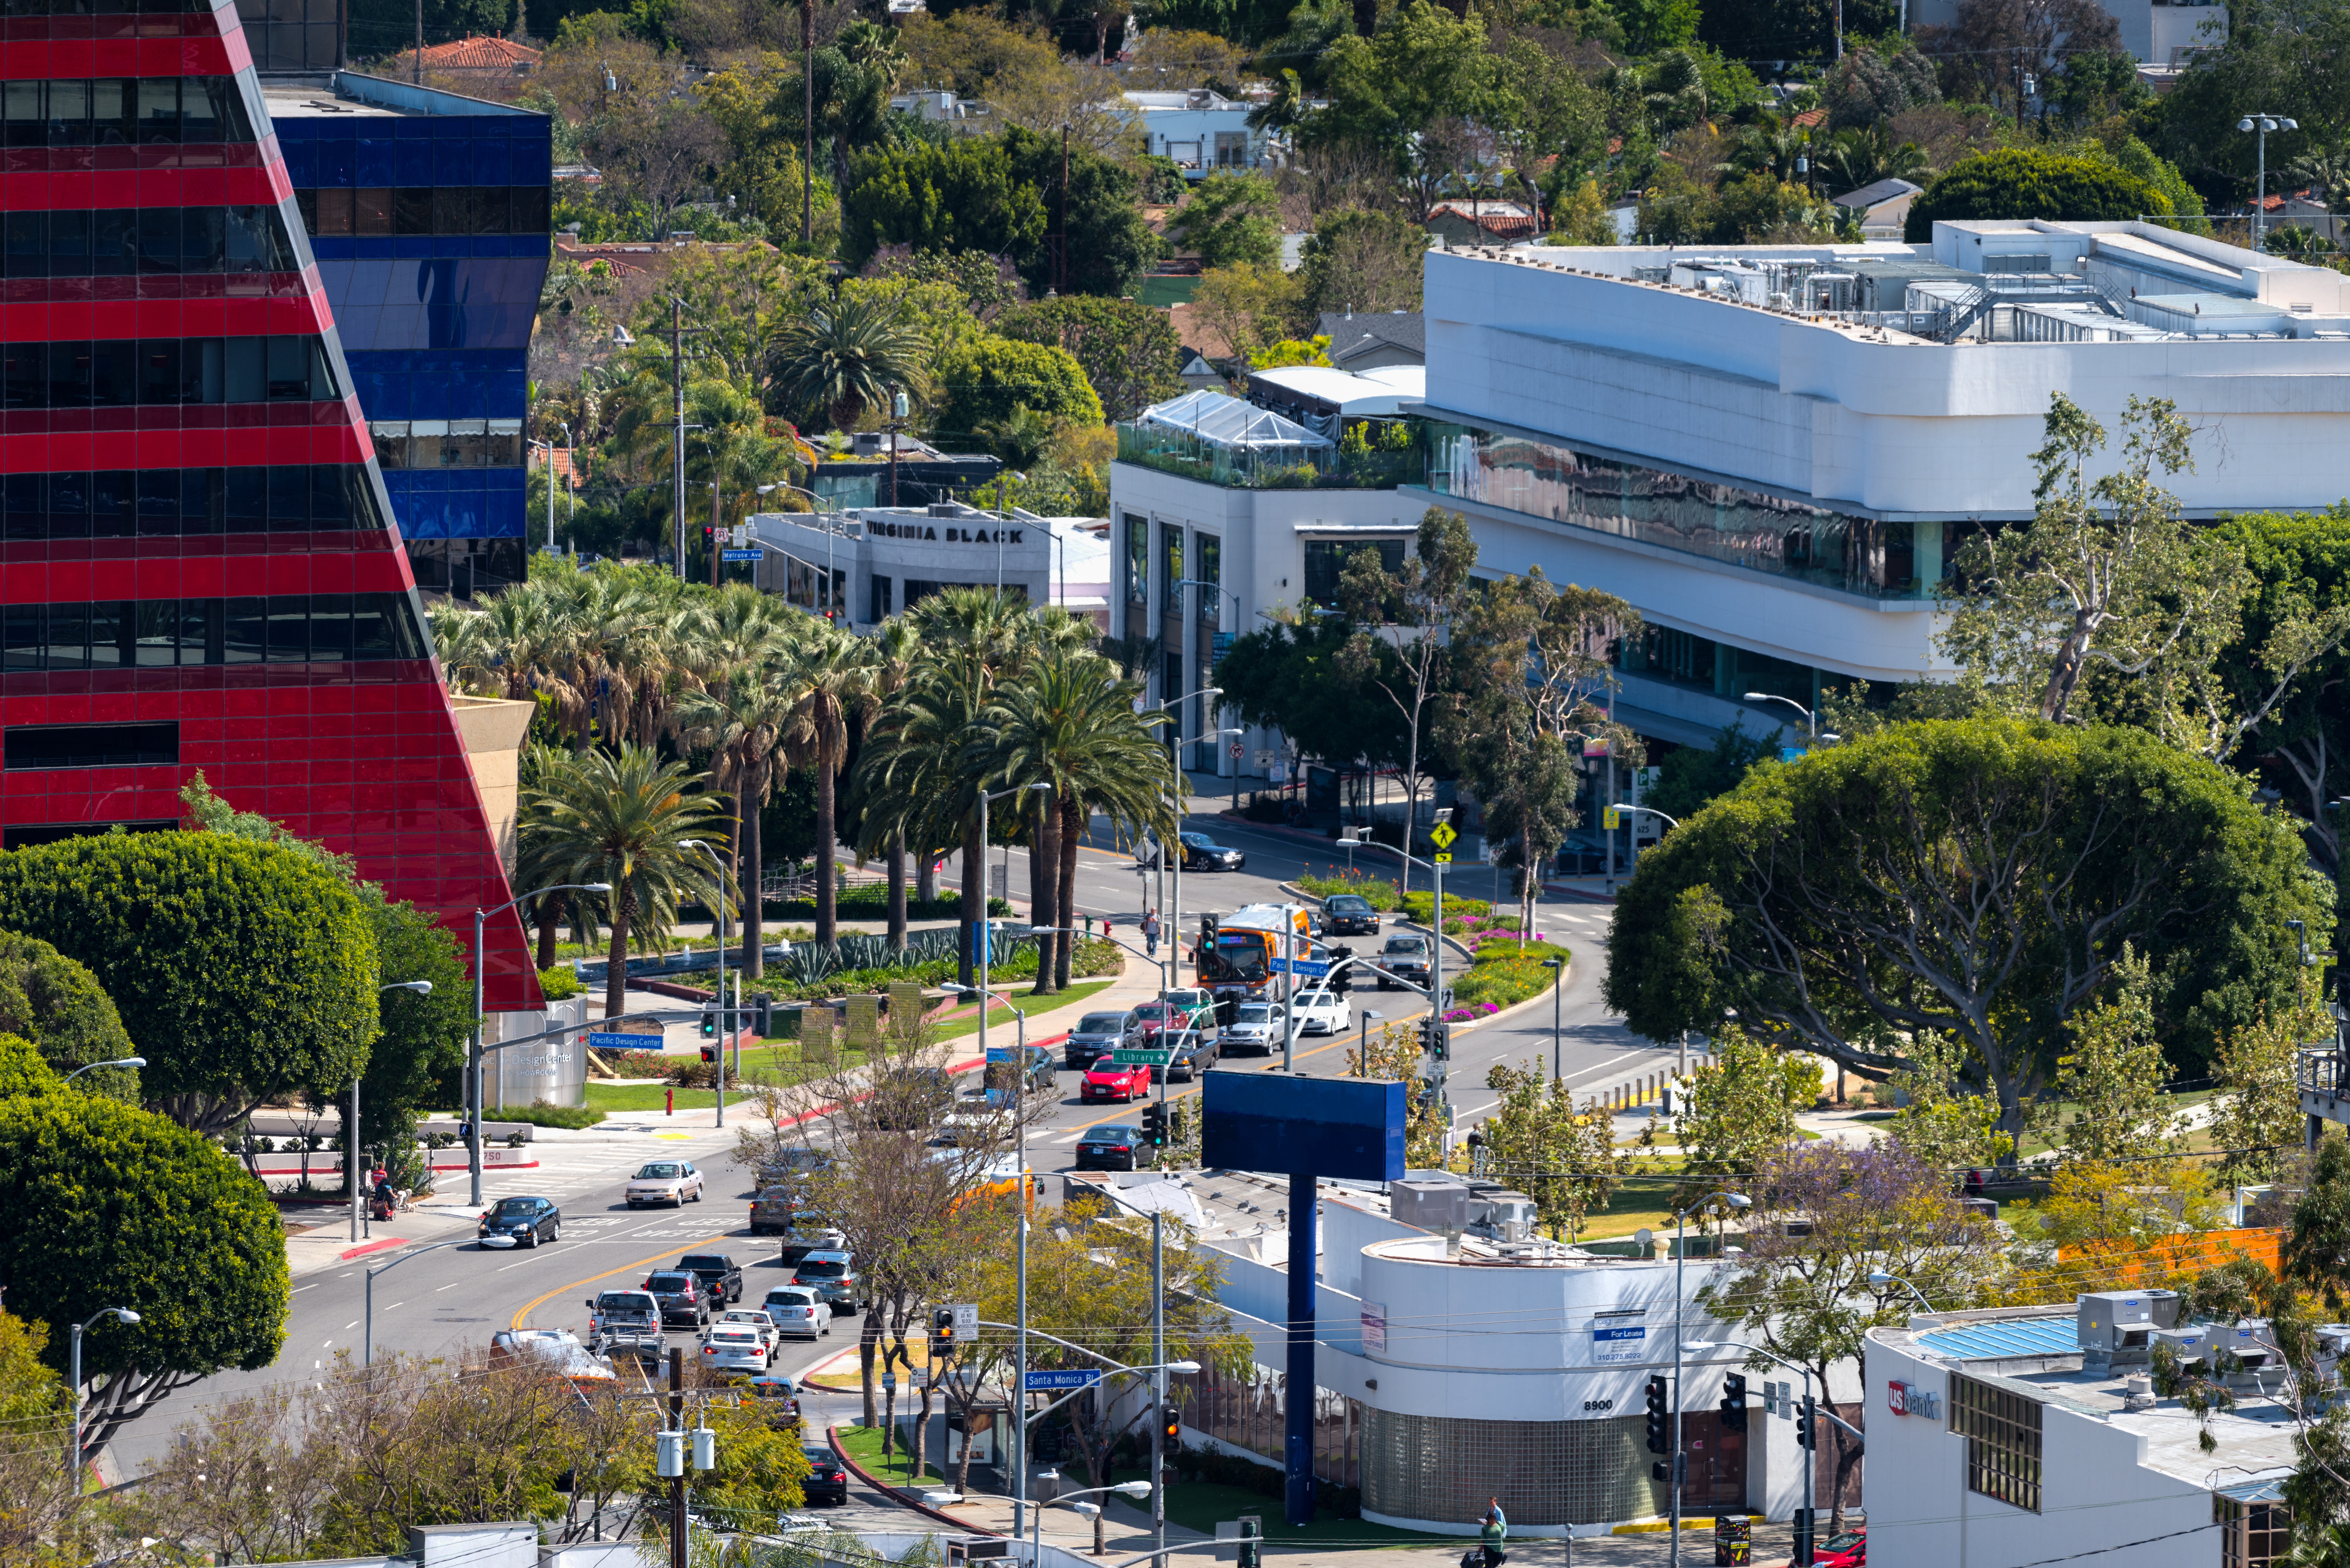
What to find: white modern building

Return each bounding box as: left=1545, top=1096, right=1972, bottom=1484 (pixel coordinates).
left=1868, top=1301, right=2297, bottom=1568
left=1181, top=1180, right=1852, bottom=1533
left=1118, top=89, right=1270, bottom=175
left=1904, top=0, right=2225, bottom=64
left=747, top=503, right=1108, bottom=630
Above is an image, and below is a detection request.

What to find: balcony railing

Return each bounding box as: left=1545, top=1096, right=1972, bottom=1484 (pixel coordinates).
left=1115, top=423, right=1424, bottom=490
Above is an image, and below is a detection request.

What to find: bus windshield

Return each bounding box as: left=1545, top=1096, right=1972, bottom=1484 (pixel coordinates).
left=1200, top=931, right=1270, bottom=983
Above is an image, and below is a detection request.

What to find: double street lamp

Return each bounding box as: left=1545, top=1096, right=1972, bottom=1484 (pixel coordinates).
left=2240, top=114, right=2301, bottom=253
left=471, top=883, right=609, bottom=1205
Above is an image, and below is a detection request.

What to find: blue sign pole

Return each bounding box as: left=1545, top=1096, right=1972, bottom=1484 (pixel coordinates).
left=1285, top=1169, right=1316, bottom=1527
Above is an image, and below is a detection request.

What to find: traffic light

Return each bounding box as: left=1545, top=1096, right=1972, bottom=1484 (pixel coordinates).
left=1419, top=1017, right=1450, bottom=1060
left=1160, top=1402, right=1181, bottom=1443
left=1237, top=1520, right=1261, bottom=1568
left=699, top=1008, right=718, bottom=1038
left=1200, top=913, right=1218, bottom=947
left=1795, top=1393, right=1816, bottom=1450
left=700, top=1045, right=716, bottom=1064
left=1142, top=1104, right=1169, bottom=1148
left=1644, top=1373, right=1670, bottom=1457
left=1720, top=1373, right=1748, bottom=1433
left=932, top=1306, right=956, bottom=1350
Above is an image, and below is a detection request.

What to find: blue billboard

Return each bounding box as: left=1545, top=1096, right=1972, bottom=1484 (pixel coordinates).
left=1199, top=1071, right=1405, bottom=1185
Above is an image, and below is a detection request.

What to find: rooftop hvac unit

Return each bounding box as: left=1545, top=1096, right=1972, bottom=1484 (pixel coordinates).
left=2219, top=1320, right=2274, bottom=1374
left=2078, top=1291, right=2157, bottom=1362
left=1390, top=1178, right=1471, bottom=1234
left=2151, top=1325, right=2210, bottom=1366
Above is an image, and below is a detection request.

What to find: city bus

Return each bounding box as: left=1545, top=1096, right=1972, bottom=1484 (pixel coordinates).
left=1196, top=903, right=1345, bottom=1016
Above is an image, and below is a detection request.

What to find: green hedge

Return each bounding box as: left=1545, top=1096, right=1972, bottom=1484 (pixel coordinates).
left=488, top=1103, right=605, bottom=1129
left=537, top=966, right=584, bottom=1001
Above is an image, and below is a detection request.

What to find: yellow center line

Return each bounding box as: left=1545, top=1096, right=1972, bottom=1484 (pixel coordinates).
left=510, top=1230, right=742, bottom=1332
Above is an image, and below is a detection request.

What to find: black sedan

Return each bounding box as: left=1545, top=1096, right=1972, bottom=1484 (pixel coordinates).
left=1177, top=832, right=1245, bottom=870
left=1153, top=1029, right=1219, bottom=1083
left=477, top=1195, right=560, bottom=1249
left=1075, top=1125, right=1145, bottom=1170
left=1321, top=894, right=1382, bottom=936
left=804, top=1444, right=851, bottom=1505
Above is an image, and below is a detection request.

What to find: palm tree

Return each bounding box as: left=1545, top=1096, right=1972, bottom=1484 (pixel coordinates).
left=677, top=660, right=799, bottom=978
left=520, top=742, right=734, bottom=1019
left=766, top=293, right=930, bottom=430
left=865, top=616, right=926, bottom=947
left=776, top=622, right=879, bottom=946
left=983, top=650, right=1177, bottom=992
left=515, top=743, right=604, bottom=969
left=976, top=404, right=1063, bottom=471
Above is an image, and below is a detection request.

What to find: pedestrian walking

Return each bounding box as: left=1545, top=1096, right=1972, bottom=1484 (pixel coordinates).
left=1479, top=1500, right=1508, bottom=1568
left=1143, top=908, right=1161, bottom=957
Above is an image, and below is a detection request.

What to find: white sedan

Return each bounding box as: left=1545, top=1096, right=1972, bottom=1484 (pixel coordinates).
left=761, top=1286, right=833, bottom=1341
left=627, top=1160, right=705, bottom=1207
left=1292, top=988, right=1350, bottom=1036
left=700, top=1324, right=771, bottom=1372
left=719, top=1308, right=782, bottom=1357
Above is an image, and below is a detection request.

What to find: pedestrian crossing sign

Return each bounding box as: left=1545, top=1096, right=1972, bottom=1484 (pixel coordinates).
left=1429, top=821, right=1458, bottom=849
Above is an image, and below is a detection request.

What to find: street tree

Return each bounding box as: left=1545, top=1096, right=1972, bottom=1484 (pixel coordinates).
left=0, top=1095, right=289, bottom=1464
left=2208, top=976, right=2329, bottom=1187
left=1700, top=1140, right=2004, bottom=1532
left=1605, top=717, right=2323, bottom=1142
left=0, top=931, right=137, bottom=1104
left=1347, top=1020, right=1451, bottom=1169
left=1164, top=172, right=1283, bottom=269
left=995, top=296, right=1185, bottom=423
left=2036, top=943, right=2188, bottom=1164
left=1477, top=1060, right=1642, bottom=1240
left=0, top=832, right=377, bottom=1137
left=1880, top=1031, right=2014, bottom=1173
left=0, top=1308, right=78, bottom=1565
left=2213, top=509, right=2350, bottom=870
left=1669, top=1026, right=1816, bottom=1177
left=1337, top=508, right=1479, bottom=892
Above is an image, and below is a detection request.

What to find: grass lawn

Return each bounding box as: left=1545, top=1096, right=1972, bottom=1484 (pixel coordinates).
left=836, top=1422, right=942, bottom=1487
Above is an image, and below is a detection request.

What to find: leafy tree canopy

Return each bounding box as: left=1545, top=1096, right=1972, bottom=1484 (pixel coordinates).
left=994, top=295, right=1185, bottom=422
left=0, top=930, right=137, bottom=1104
left=1904, top=147, right=2164, bottom=241
left=933, top=336, right=1104, bottom=448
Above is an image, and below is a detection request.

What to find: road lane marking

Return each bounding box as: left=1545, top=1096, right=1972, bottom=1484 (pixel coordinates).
left=292, top=1283, right=319, bottom=1294
left=509, top=1229, right=740, bottom=1332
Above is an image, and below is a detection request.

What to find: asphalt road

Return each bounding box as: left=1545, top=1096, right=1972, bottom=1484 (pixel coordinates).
left=104, top=809, right=1654, bottom=1485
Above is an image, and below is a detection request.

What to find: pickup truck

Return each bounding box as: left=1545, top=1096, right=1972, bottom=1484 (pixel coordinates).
left=677, top=1252, right=745, bottom=1308
left=584, top=1288, right=666, bottom=1359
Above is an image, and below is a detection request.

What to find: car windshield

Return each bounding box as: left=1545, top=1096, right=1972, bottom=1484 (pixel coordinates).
left=773, top=1149, right=827, bottom=1171
left=796, top=1260, right=848, bottom=1278
left=1822, top=1535, right=1863, bottom=1554
left=635, top=1163, right=683, bottom=1179
left=597, top=1292, right=655, bottom=1311
left=1384, top=938, right=1427, bottom=953
left=1078, top=1014, right=1127, bottom=1032
left=1133, top=1004, right=1171, bottom=1020
left=1328, top=896, right=1369, bottom=912
left=767, top=1290, right=817, bottom=1307
left=489, top=1198, right=538, bottom=1215
left=1086, top=1127, right=1138, bottom=1143
left=1181, top=833, right=1211, bottom=847
left=712, top=1331, right=758, bottom=1344
left=1235, top=1004, right=1272, bottom=1023
left=647, top=1273, right=693, bottom=1291
left=805, top=1447, right=836, bottom=1464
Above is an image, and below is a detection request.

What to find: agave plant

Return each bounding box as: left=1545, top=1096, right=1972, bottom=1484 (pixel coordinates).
left=778, top=943, right=842, bottom=985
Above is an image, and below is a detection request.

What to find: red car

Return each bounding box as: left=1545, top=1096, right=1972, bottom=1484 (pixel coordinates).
left=1813, top=1530, right=1864, bottom=1568
left=1082, top=1060, right=1152, bottom=1102
left=1128, top=1002, right=1182, bottom=1042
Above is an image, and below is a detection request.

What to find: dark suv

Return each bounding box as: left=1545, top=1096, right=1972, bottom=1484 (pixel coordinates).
left=1321, top=894, right=1381, bottom=936
left=641, top=1270, right=709, bottom=1327
left=803, top=1444, right=850, bottom=1505
left=1065, top=1011, right=1136, bottom=1069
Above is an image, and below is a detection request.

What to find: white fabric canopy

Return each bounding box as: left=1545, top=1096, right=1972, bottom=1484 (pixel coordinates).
left=1135, top=390, right=1335, bottom=451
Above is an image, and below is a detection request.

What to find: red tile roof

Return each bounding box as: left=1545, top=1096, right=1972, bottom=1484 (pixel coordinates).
left=406, top=33, right=541, bottom=70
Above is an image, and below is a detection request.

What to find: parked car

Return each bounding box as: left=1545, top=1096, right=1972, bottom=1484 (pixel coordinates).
left=758, top=1146, right=832, bottom=1189
left=761, top=1285, right=833, bottom=1340
left=700, top=1324, right=771, bottom=1373
left=1291, top=988, right=1349, bottom=1036
left=802, top=1444, right=850, bottom=1505
left=1074, top=1125, right=1144, bottom=1171
left=1816, top=1531, right=1865, bottom=1568
left=641, top=1270, right=710, bottom=1328
left=1155, top=1029, right=1218, bottom=1083
left=476, top=1195, right=560, bottom=1248
left=718, top=1308, right=780, bottom=1356
left=1221, top=1000, right=1283, bottom=1054
left=1082, top=1058, right=1153, bottom=1103
left=1321, top=894, right=1381, bottom=936
left=585, top=1289, right=664, bottom=1358
left=1377, top=935, right=1433, bottom=990
left=627, top=1160, right=705, bottom=1207
left=792, top=1250, right=864, bottom=1314
left=1064, top=1011, right=1137, bottom=1069
left=985, top=1044, right=1058, bottom=1103
left=677, top=1252, right=744, bottom=1308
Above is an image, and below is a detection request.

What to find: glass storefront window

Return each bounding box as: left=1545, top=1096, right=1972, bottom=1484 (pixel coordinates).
left=1425, top=421, right=1930, bottom=600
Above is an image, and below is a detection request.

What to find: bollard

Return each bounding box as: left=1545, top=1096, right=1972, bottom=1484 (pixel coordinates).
left=666, top=1087, right=674, bottom=1116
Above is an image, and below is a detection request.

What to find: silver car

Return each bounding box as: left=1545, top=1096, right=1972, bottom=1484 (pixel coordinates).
left=1222, top=1000, right=1283, bottom=1055
left=1065, top=1010, right=1137, bottom=1069
left=762, top=1285, right=833, bottom=1340
left=627, top=1160, right=705, bottom=1207
left=699, top=1324, right=770, bottom=1373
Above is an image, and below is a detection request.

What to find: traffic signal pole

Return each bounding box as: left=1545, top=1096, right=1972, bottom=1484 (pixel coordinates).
left=1152, top=1212, right=1166, bottom=1559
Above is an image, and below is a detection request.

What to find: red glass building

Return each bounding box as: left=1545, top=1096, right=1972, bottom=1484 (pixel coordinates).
left=0, top=0, right=538, bottom=1010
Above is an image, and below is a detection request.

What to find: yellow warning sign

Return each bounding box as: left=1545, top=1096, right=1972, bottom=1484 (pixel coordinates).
left=1429, top=821, right=1458, bottom=850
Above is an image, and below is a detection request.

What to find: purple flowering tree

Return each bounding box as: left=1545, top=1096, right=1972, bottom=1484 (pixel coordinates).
left=1695, top=1138, right=2004, bottom=1530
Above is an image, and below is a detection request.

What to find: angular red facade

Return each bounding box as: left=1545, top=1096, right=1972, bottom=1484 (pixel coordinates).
left=0, top=0, right=539, bottom=1010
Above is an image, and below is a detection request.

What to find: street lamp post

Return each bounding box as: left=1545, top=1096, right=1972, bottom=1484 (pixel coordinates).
left=66, top=1307, right=139, bottom=1485
left=1868, top=1269, right=1937, bottom=1312
left=1669, top=1192, right=1751, bottom=1568
left=356, top=983, right=433, bottom=1241
left=680, top=841, right=732, bottom=1128
left=1354, top=1008, right=1383, bottom=1075
left=2239, top=115, right=2301, bottom=252
left=61, top=1057, right=144, bottom=1084
left=1542, top=957, right=1563, bottom=1080
left=472, top=882, right=609, bottom=1205
left=1741, top=693, right=1842, bottom=750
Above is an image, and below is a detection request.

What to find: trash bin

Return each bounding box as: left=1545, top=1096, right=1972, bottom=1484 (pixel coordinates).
left=1715, top=1516, right=1751, bottom=1566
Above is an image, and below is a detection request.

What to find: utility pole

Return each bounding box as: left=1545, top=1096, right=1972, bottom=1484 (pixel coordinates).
left=670, top=297, right=687, bottom=582
left=1152, top=1212, right=1167, bottom=1559
left=412, top=0, right=421, bottom=82
left=668, top=1347, right=686, bottom=1568
left=1057, top=124, right=1072, bottom=295
left=710, top=480, right=723, bottom=588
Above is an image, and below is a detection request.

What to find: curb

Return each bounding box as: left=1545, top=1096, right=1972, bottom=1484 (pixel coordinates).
left=337, top=1237, right=407, bottom=1261
left=829, top=1424, right=1004, bottom=1537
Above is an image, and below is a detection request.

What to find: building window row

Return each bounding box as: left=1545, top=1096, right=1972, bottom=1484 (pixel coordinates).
left=1123, top=512, right=1147, bottom=606
left=1950, top=1373, right=2042, bottom=1513
left=1425, top=420, right=1933, bottom=601
left=0, top=335, right=340, bottom=409
left=1, top=593, right=429, bottom=671
left=370, top=419, right=524, bottom=470
left=0, top=78, right=256, bottom=149
left=2217, top=1495, right=2290, bottom=1568
left=2, top=464, right=387, bottom=538
left=1, top=0, right=218, bottom=16
left=4, top=720, right=178, bottom=770
left=1, top=205, right=297, bottom=278
left=293, top=185, right=553, bottom=239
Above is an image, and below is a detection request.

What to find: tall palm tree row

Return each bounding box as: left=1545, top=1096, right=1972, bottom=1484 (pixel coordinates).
left=444, top=559, right=1175, bottom=994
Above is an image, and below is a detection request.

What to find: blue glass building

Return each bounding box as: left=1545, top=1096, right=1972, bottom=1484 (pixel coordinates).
left=264, top=74, right=551, bottom=594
